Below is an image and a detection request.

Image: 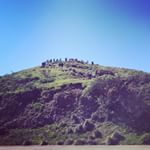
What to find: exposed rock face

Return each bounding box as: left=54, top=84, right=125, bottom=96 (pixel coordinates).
left=79, top=96, right=99, bottom=118
left=81, top=76, right=150, bottom=132
left=0, top=74, right=150, bottom=132
left=0, top=88, right=41, bottom=128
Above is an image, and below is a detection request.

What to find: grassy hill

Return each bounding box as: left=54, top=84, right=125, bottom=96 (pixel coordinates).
left=0, top=58, right=150, bottom=145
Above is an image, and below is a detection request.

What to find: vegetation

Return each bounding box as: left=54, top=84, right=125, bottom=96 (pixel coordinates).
left=0, top=58, right=150, bottom=145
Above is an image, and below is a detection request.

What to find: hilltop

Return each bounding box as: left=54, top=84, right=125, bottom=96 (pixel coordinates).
left=0, top=58, right=150, bottom=145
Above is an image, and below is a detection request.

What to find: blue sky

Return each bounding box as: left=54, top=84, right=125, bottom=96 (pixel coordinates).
left=0, top=0, right=150, bottom=75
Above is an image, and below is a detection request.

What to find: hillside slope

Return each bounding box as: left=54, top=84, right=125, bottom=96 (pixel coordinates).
left=0, top=58, right=150, bottom=145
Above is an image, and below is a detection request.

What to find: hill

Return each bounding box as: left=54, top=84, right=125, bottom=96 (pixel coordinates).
left=0, top=58, right=150, bottom=145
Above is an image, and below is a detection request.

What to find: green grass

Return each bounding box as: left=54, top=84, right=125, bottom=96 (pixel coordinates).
left=1, top=62, right=145, bottom=94
left=0, top=125, right=58, bottom=145
left=96, top=122, right=126, bottom=144
left=0, top=121, right=149, bottom=145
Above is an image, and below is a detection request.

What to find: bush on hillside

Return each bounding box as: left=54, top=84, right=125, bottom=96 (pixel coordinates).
left=74, top=124, right=84, bottom=133
left=40, top=140, right=48, bottom=145
left=56, top=140, right=64, bottom=145
left=64, top=138, right=74, bottom=145
left=105, top=131, right=124, bottom=145
left=140, top=133, right=150, bottom=144
left=22, top=140, right=32, bottom=145
left=93, top=130, right=102, bottom=138
left=74, top=139, right=87, bottom=145
left=87, top=139, right=97, bottom=145
left=82, top=120, right=95, bottom=132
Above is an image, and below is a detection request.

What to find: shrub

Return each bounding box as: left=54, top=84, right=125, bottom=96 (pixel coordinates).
left=66, top=128, right=73, bottom=134
left=53, top=90, right=77, bottom=112
left=140, top=133, right=150, bottom=144
left=88, top=135, right=95, bottom=140
left=22, top=140, right=32, bottom=145
left=40, top=78, right=54, bottom=84
left=83, top=120, right=95, bottom=132
left=71, top=114, right=80, bottom=124
left=40, top=140, right=48, bottom=145
left=105, top=137, right=118, bottom=145
left=56, top=140, right=64, bottom=145
left=105, top=132, right=124, bottom=145
left=87, top=140, right=97, bottom=145
left=31, top=102, right=43, bottom=112
left=79, top=96, right=99, bottom=118
left=74, top=139, right=87, bottom=145
left=111, top=131, right=124, bottom=141
left=74, top=124, right=84, bottom=133
left=64, top=139, right=74, bottom=145
left=93, top=130, right=102, bottom=138
left=85, top=76, right=119, bottom=98
left=0, top=127, right=9, bottom=135
left=91, top=112, right=104, bottom=122
left=58, top=122, right=67, bottom=128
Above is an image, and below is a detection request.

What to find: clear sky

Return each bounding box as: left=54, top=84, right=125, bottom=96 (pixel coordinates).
left=0, top=0, right=150, bottom=75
